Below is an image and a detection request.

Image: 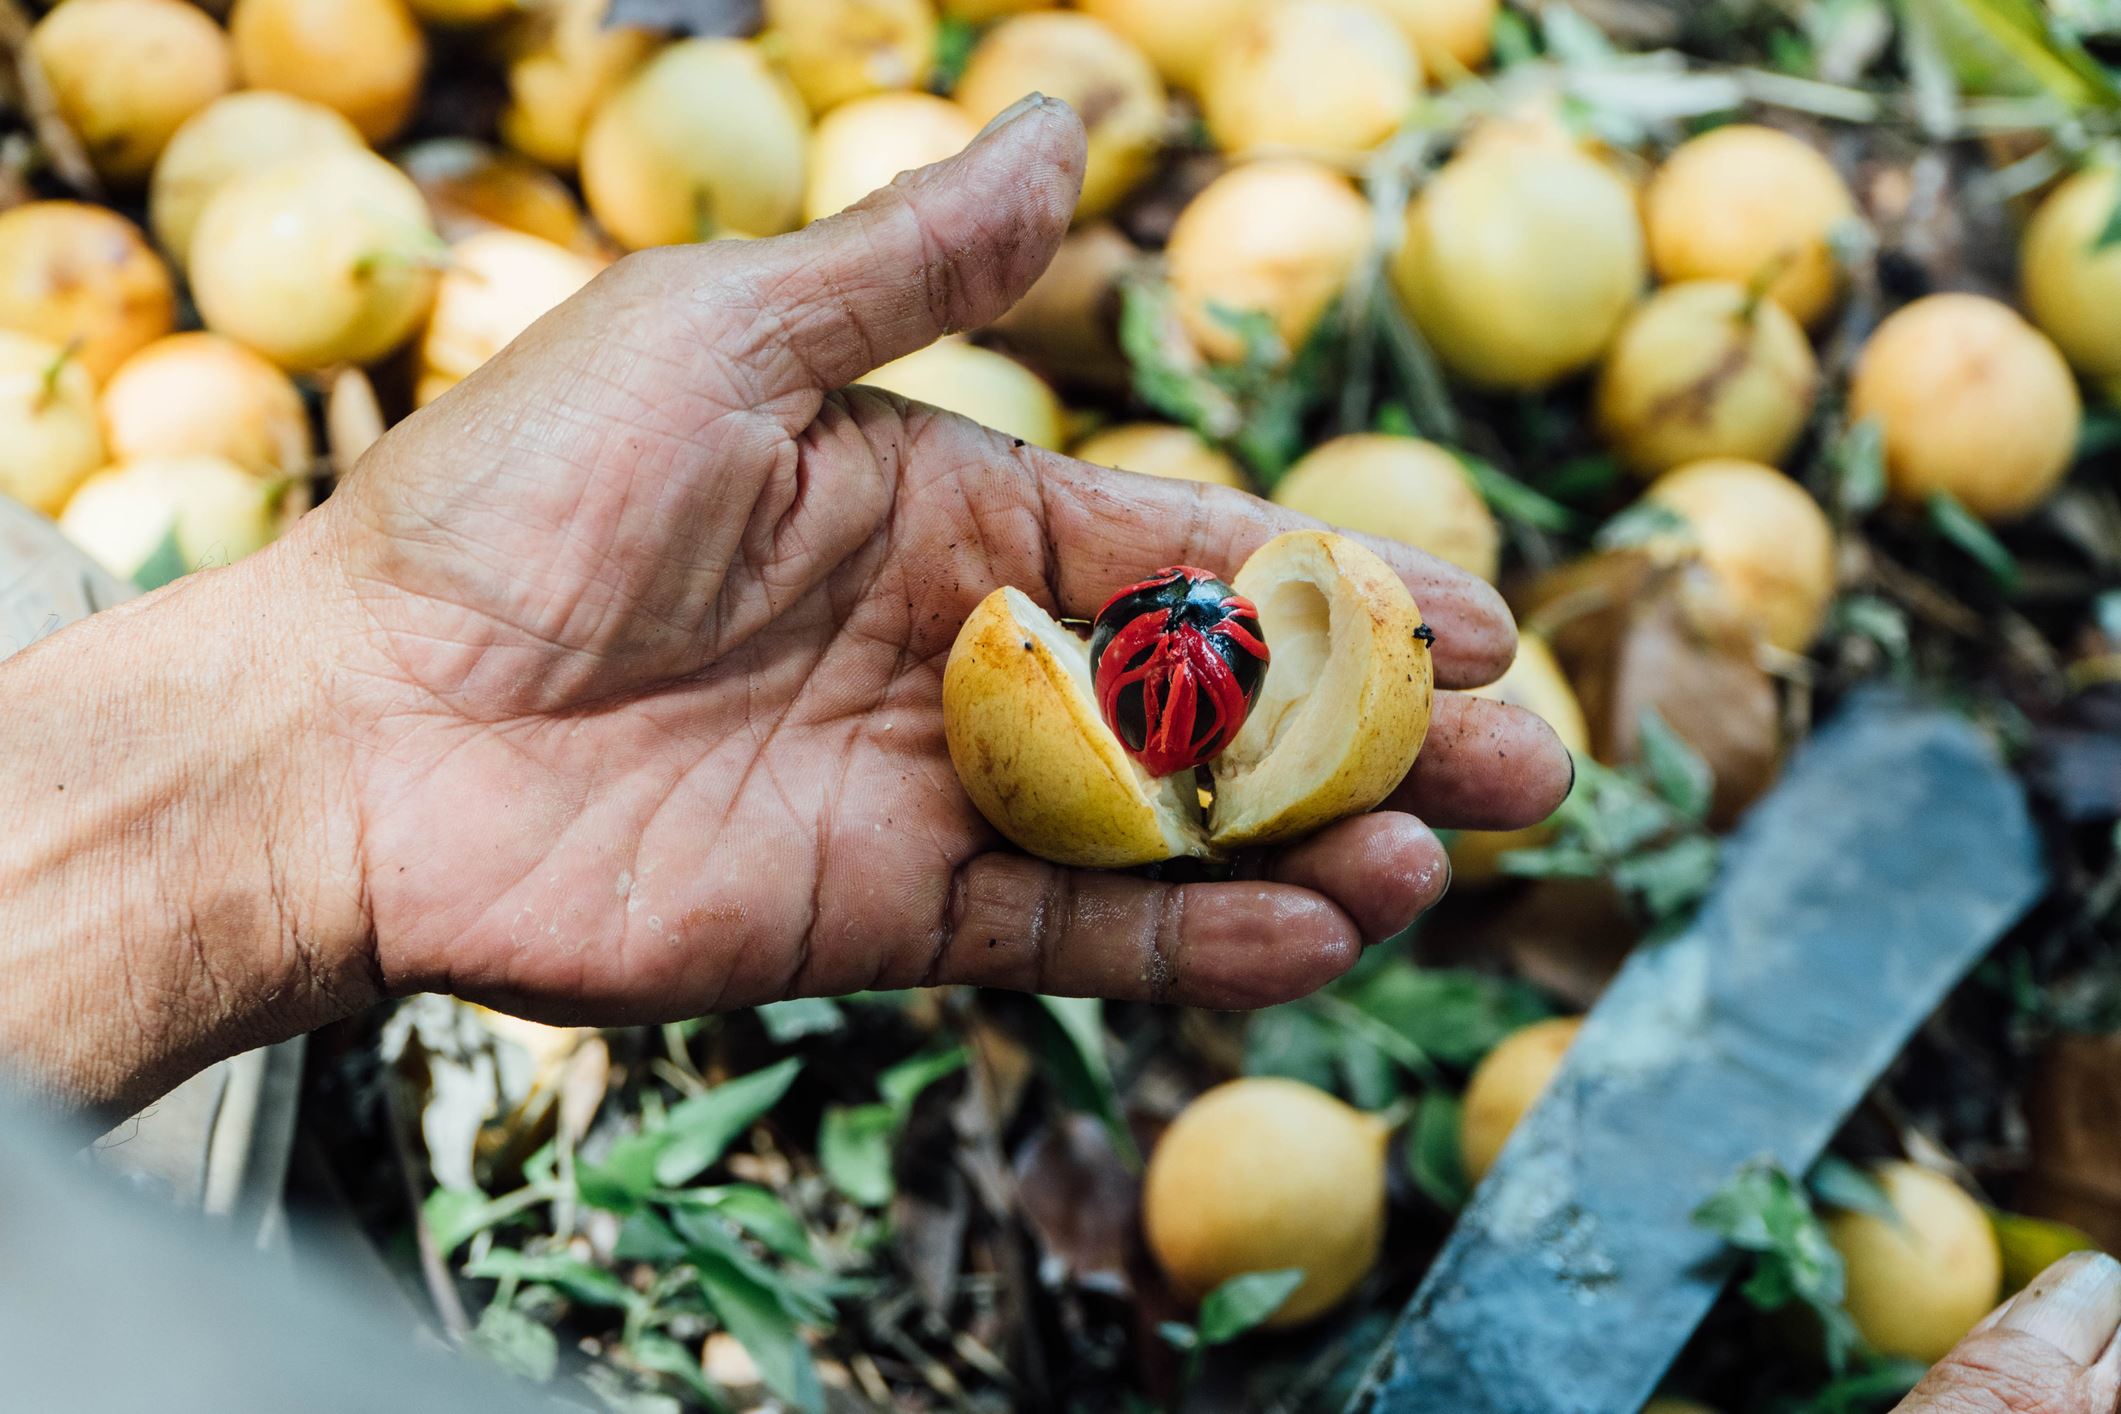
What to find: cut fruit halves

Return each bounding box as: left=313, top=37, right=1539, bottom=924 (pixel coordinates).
left=943, top=530, right=1433, bottom=868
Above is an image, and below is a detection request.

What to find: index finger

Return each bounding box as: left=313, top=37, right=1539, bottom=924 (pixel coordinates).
left=1026, top=447, right=1518, bottom=690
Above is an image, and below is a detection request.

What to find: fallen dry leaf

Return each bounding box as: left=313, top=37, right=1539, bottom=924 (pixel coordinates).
left=2020, top=1032, right=2121, bottom=1252
left=1012, top=1113, right=1140, bottom=1296
left=1523, top=549, right=1782, bottom=828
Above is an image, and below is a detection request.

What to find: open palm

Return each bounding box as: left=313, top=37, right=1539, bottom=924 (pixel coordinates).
left=303, top=99, right=1569, bottom=1024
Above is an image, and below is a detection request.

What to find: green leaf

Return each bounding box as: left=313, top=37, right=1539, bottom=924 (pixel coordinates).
left=694, top=1250, right=825, bottom=1414
left=1636, top=711, right=1716, bottom=823
left=1926, top=490, right=2021, bottom=590
left=878, top=1044, right=967, bottom=1115
left=930, top=14, right=976, bottom=92
left=652, top=1057, right=804, bottom=1188
left=626, top=1331, right=727, bottom=1410
left=578, top=1129, right=668, bottom=1213
left=1903, top=0, right=2121, bottom=105
left=471, top=1303, right=559, bottom=1383
left=131, top=525, right=190, bottom=592
left=1490, top=7, right=1538, bottom=66
left=1341, top=965, right=1552, bottom=1069
left=613, top=1209, right=690, bottom=1264
left=1611, top=836, right=1722, bottom=920
left=425, top=1183, right=552, bottom=1257
left=1693, top=1160, right=1862, bottom=1370
left=1119, top=280, right=1239, bottom=443
left=1243, top=1005, right=1343, bottom=1091
left=671, top=1207, right=831, bottom=1324
left=1455, top=450, right=1579, bottom=533
left=676, top=1185, right=818, bottom=1266
left=1156, top=1319, right=1200, bottom=1352
left=1831, top=417, right=1888, bottom=518
left=818, top=1103, right=898, bottom=1208
left=1830, top=594, right=1912, bottom=663
left=1809, top=1156, right=1898, bottom=1222
left=1195, top=1269, right=1307, bottom=1345
left=465, top=1249, right=644, bottom=1312
left=754, top=997, right=844, bottom=1044
left=1406, top=1091, right=1470, bottom=1212
left=1033, top=994, right=1138, bottom=1165
left=1595, top=500, right=1690, bottom=551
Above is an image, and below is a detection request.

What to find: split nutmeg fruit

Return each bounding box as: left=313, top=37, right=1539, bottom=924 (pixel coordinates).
left=943, top=529, right=1433, bottom=868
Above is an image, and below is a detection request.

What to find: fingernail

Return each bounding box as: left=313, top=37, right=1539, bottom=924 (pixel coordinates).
left=1999, top=1251, right=2121, bottom=1363
left=977, top=92, right=1048, bottom=140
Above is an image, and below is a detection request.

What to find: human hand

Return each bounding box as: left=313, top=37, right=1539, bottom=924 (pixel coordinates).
left=0, top=99, right=1569, bottom=1110
left=1892, top=1251, right=2121, bottom=1414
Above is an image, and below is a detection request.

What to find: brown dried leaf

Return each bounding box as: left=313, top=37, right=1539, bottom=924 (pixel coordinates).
left=1, top=0, right=100, bottom=197
left=893, top=1165, right=970, bottom=1317
left=1011, top=1113, right=1139, bottom=1296
left=1485, top=877, right=1640, bottom=1010
left=1524, top=550, right=1782, bottom=828
left=2021, top=1033, right=2121, bottom=1252
left=396, top=139, right=610, bottom=257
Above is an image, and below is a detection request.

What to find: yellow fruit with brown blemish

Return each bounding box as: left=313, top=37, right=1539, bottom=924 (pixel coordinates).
left=101, top=333, right=312, bottom=481
left=1393, top=144, right=1644, bottom=389
left=1201, top=0, right=1420, bottom=160
left=1460, top=1016, right=1581, bottom=1183
left=987, top=223, right=1142, bottom=387
left=581, top=38, right=810, bottom=247
left=767, top=0, right=935, bottom=115
left=150, top=92, right=367, bottom=267
left=0, top=332, right=106, bottom=516
left=1644, top=124, right=1856, bottom=330
left=1826, top=1161, right=2002, bottom=1364
left=2021, top=164, right=2121, bottom=380
left=29, top=0, right=235, bottom=187
left=1144, top=1078, right=1390, bottom=1326
left=1641, top=458, right=1835, bottom=655
left=1073, top=423, right=1247, bottom=489
left=0, top=202, right=176, bottom=384
left=1849, top=293, right=2080, bottom=522
left=189, top=149, right=441, bottom=371
left=803, top=92, right=978, bottom=223
left=229, top=0, right=428, bottom=144
left=1451, top=635, right=1589, bottom=883
left=1271, top=434, right=1500, bottom=583
left=1595, top=281, right=1818, bottom=478
left=954, top=13, right=1166, bottom=221
left=1075, top=0, right=1270, bottom=92
left=415, top=231, right=599, bottom=405
left=1165, top=160, right=1371, bottom=366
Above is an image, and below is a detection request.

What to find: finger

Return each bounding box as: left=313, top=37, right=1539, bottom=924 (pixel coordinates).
left=926, top=853, right=1368, bottom=1009
left=1262, top=812, right=1451, bottom=942
left=1016, top=445, right=1519, bottom=688
left=729, top=94, right=1085, bottom=409
left=1386, top=694, right=1576, bottom=830
left=1897, top=1253, right=2121, bottom=1414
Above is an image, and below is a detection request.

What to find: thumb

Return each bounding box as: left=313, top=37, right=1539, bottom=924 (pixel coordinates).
left=695, top=93, right=1085, bottom=414
left=1894, top=1251, right=2121, bottom=1414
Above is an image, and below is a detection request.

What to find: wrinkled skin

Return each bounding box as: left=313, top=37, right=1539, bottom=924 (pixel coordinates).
left=300, top=98, right=1568, bottom=1024
left=1895, top=1252, right=2121, bottom=1414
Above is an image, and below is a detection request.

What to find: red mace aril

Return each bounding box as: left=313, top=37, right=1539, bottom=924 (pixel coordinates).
left=1090, top=566, right=1269, bottom=778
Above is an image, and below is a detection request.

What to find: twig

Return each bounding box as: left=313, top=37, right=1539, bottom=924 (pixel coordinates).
left=384, top=1075, right=474, bottom=1340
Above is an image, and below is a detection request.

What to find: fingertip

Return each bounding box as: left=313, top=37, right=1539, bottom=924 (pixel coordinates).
left=1172, top=886, right=1366, bottom=1008
left=1392, top=695, right=1575, bottom=831
left=1265, top=813, right=1451, bottom=943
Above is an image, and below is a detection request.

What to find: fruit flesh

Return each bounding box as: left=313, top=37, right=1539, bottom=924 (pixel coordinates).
left=1143, top=1077, right=1389, bottom=1327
